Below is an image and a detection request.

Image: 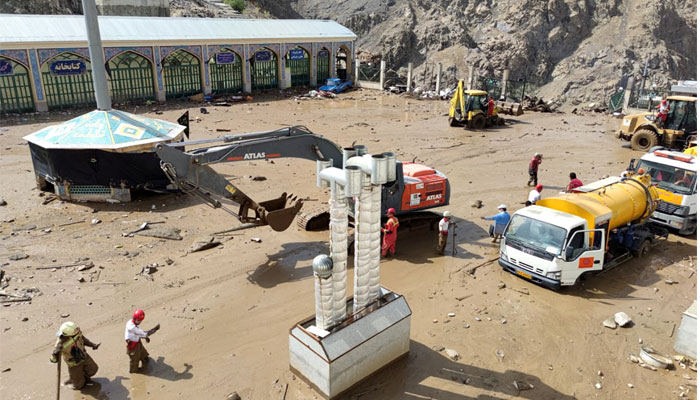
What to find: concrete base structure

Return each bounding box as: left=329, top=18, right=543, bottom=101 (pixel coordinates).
left=289, top=287, right=411, bottom=399
left=674, top=300, right=697, bottom=358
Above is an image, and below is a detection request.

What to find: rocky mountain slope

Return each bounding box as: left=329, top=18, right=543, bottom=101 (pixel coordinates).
left=252, top=0, right=697, bottom=106
left=3, top=0, right=695, bottom=106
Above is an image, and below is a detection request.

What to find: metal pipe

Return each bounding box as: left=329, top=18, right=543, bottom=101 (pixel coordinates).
left=316, top=159, right=332, bottom=187
left=81, top=0, right=111, bottom=110
left=383, top=152, right=397, bottom=181
left=342, top=147, right=357, bottom=168
left=344, top=166, right=362, bottom=197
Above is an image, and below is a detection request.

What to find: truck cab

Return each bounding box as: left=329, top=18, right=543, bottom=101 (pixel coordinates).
left=636, top=150, right=697, bottom=235
left=499, top=206, right=605, bottom=289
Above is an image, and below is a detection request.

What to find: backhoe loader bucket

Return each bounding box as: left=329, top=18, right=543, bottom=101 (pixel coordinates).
left=258, top=193, right=304, bottom=232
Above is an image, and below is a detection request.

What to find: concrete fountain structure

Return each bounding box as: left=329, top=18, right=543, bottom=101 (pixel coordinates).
left=289, top=145, right=411, bottom=399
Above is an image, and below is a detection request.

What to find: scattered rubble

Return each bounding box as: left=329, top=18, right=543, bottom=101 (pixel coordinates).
left=614, top=312, right=632, bottom=327
left=445, top=349, right=460, bottom=361
left=9, top=253, right=29, bottom=261
left=602, top=319, right=617, bottom=329
left=135, top=227, right=183, bottom=240
left=190, top=236, right=222, bottom=253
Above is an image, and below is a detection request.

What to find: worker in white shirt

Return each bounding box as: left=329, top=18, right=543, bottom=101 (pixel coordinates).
left=125, top=309, right=160, bottom=373
left=528, top=184, right=543, bottom=204
left=437, top=211, right=454, bottom=254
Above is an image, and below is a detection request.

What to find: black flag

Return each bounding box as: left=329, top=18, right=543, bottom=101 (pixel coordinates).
left=177, top=111, right=190, bottom=139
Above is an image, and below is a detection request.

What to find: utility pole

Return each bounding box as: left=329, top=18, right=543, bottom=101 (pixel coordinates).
left=82, top=0, right=111, bottom=110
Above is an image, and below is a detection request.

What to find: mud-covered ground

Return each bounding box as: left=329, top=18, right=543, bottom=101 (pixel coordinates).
left=0, top=91, right=697, bottom=399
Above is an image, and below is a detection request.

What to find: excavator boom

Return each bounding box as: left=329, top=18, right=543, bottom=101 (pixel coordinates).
left=155, top=126, right=343, bottom=231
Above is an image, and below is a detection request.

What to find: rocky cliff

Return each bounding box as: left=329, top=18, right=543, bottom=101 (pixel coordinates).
left=4, top=0, right=695, bottom=106
left=252, top=0, right=697, bottom=106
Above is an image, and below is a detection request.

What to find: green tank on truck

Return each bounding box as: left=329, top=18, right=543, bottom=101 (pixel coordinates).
left=499, top=173, right=668, bottom=289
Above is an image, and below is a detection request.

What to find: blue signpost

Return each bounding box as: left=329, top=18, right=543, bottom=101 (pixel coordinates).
left=50, top=60, right=87, bottom=75
left=255, top=51, right=272, bottom=62
left=0, top=60, right=14, bottom=75
left=216, top=52, right=235, bottom=64
left=289, top=49, right=305, bottom=60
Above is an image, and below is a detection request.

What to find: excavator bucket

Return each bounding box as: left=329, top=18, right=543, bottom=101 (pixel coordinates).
left=259, top=193, right=304, bottom=232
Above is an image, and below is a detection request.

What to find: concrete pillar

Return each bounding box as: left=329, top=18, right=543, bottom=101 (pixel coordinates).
left=311, top=47, right=318, bottom=87
left=202, top=45, right=212, bottom=96
left=354, top=61, right=359, bottom=84
left=467, top=65, right=474, bottom=90
left=622, top=76, right=635, bottom=114
left=244, top=45, right=252, bottom=93
left=435, top=62, right=442, bottom=93
left=82, top=0, right=111, bottom=110
left=407, top=62, right=413, bottom=92
left=501, top=68, right=510, bottom=100
left=379, top=60, right=386, bottom=90
left=279, top=47, right=286, bottom=89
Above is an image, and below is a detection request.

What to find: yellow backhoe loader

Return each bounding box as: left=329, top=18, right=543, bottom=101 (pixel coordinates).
left=448, top=80, right=505, bottom=129
left=617, top=96, right=697, bottom=151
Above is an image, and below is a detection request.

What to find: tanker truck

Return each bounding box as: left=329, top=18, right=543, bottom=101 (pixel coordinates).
left=499, top=173, right=668, bottom=289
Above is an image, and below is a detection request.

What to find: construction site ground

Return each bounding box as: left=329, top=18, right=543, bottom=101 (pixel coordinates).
left=0, top=91, right=697, bottom=400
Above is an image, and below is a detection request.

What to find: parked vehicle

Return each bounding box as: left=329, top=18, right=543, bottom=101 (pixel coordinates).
left=318, top=78, right=352, bottom=94
left=635, top=149, right=696, bottom=235
left=499, top=173, right=667, bottom=289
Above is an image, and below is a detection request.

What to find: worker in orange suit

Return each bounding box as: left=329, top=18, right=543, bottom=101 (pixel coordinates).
left=487, top=96, right=495, bottom=116
left=381, top=208, right=399, bottom=257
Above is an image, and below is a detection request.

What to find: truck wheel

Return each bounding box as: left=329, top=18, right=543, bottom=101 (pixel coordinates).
left=630, top=129, right=659, bottom=152
left=633, top=239, right=651, bottom=258
left=471, top=114, right=486, bottom=130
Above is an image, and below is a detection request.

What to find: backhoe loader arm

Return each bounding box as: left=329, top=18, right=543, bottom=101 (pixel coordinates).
left=154, top=126, right=343, bottom=232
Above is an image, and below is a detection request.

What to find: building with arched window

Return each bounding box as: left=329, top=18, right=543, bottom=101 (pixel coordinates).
left=0, top=14, right=356, bottom=113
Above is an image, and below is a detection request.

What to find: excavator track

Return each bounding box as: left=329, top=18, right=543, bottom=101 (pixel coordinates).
left=296, top=204, right=331, bottom=231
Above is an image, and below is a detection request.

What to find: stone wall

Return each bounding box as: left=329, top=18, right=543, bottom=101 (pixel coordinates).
left=96, top=0, right=170, bottom=17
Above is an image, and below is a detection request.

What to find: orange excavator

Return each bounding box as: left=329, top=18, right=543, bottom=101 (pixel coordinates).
left=155, top=126, right=450, bottom=232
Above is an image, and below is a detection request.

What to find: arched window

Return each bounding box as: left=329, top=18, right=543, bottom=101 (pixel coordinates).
left=285, top=46, right=310, bottom=87
left=41, top=52, right=94, bottom=110
left=250, top=48, right=278, bottom=90
left=108, top=51, right=155, bottom=103
left=209, top=49, right=243, bottom=94
left=162, top=50, right=202, bottom=98
left=316, top=48, right=330, bottom=85
left=0, top=56, right=34, bottom=114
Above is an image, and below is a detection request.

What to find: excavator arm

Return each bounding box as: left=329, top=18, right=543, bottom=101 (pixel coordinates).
left=155, top=126, right=343, bottom=232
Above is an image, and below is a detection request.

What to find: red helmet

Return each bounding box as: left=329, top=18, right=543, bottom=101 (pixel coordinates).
left=661, top=99, right=667, bottom=104
left=536, top=184, right=543, bottom=191
left=133, top=309, right=145, bottom=323
left=387, top=208, right=396, bottom=215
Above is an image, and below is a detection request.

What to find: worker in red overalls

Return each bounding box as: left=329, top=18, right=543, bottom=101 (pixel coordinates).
left=381, top=208, right=399, bottom=257
left=125, top=309, right=160, bottom=373
left=656, top=99, right=670, bottom=126
left=487, top=96, right=495, bottom=116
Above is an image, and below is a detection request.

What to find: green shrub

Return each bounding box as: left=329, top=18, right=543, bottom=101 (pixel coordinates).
left=224, top=0, right=245, bottom=13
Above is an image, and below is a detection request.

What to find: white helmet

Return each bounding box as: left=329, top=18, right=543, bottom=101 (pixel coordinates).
left=498, top=204, right=507, bottom=210
left=443, top=211, right=452, bottom=217
left=534, top=152, right=542, bottom=158
left=58, top=321, right=79, bottom=337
